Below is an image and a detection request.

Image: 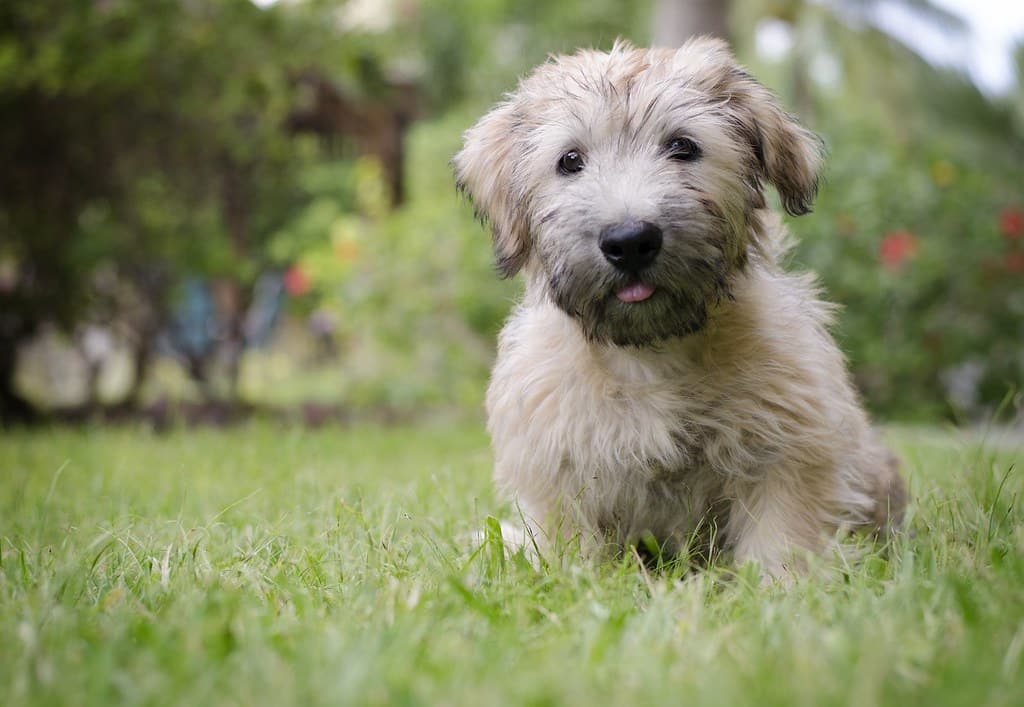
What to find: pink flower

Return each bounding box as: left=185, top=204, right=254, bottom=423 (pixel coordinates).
left=283, top=266, right=311, bottom=296
left=999, top=207, right=1023, bottom=241
left=879, top=230, right=919, bottom=271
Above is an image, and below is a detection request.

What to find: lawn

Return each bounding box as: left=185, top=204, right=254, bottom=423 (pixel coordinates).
left=1, top=421, right=1021, bottom=706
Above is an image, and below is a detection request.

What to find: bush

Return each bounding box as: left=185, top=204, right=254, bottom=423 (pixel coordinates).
left=791, top=116, right=1023, bottom=420
left=273, top=111, right=518, bottom=410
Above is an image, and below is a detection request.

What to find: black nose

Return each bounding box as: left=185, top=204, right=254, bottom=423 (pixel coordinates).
left=599, top=221, right=663, bottom=272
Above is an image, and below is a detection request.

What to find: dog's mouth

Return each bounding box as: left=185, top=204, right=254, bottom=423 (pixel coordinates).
left=614, top=281, right=655, bottom=303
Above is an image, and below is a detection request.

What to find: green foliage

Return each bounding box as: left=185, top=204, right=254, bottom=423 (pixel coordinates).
left=389, top=0, right=650, bottom=109
left=0, top=0, right=312, bottom=273
left=1, top=423, right=1022, bottom=705
left=725, top=1, right=1024, bottom=417
left=789, top=114, right=1024, bottom=419
left=276, top=112, right=518, bottom=408
left=0, top=0, right=367, bottom=411
left=2, top=0, right=1021, bottom=420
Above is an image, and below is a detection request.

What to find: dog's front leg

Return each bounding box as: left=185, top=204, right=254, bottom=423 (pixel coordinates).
left=724, top=471, right=829, bottom=577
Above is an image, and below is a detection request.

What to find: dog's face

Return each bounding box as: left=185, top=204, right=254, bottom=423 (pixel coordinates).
left=454, top=38, right=823, bottom=346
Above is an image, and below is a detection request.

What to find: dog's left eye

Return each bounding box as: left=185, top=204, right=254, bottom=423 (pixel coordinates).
left=558, top=150, right=585, bottom=175
left=667, top=137, right=701, bottom=162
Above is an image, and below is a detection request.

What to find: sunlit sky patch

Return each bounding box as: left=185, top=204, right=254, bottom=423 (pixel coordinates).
left=877, top=0, right=1024, bottom=95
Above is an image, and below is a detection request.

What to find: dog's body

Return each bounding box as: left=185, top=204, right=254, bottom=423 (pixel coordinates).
left=455, top=39, right=905, bottom=574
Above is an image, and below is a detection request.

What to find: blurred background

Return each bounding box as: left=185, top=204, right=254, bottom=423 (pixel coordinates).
left=1, top=0, right=1021, bottom=428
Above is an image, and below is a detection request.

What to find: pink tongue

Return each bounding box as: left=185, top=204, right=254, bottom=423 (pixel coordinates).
left=616, top=282, right=655, bottom=303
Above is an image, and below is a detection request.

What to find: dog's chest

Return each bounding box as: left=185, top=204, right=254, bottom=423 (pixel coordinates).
left=488, top=307, right=724, bottom=491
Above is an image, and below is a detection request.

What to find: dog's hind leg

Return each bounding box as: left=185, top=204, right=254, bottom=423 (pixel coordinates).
left=870, top=452, right=907, bottom=536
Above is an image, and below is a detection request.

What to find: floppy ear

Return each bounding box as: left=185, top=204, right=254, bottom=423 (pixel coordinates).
left=453, top=101, right=531, bottom=277
left=730, top=70, right=824, bottom=216
left=685, top=38, right=824, bottom=216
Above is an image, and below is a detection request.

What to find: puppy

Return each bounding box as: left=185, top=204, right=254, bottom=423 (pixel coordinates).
left=454, top=38, right=906, bottom=575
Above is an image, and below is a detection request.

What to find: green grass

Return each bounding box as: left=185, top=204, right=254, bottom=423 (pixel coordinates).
left=1, top=422, right=1021, bottom=706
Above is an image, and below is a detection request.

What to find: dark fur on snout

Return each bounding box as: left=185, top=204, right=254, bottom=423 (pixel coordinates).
left=536, top=199, right=740, bottom=347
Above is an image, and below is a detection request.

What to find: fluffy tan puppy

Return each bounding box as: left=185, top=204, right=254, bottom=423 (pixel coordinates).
left=454, top=38, right=906, bottom=575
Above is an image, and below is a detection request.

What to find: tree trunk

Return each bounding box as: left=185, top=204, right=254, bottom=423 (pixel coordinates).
left=790, top=45, right=815, bottom=123
left=126, top=325, right=156, bottom=408
left=0, top=334, right=37, bottom=425
left=651, top=0, right=732, bottom=47
left=123, top=264, right=169, bottom=409
left=220, top=280, right=252, bottom=402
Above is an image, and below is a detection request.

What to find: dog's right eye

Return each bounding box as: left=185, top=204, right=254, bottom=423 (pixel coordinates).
left=558, top=150, right=585, bottom=175
left=667, top=136, right=702, bottom=162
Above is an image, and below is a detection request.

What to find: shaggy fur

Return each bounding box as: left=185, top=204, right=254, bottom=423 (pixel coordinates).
left=453, top=38, right=906, bottom=575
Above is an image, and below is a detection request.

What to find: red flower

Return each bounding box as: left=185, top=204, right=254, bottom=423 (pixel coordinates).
left=999, top=207, right=1024, bottom=240
left=283, top=266, right=311, bottom=296
left=878, top=230, right=919, bottom=271
left=1005, top=250, right=1024, bottom=274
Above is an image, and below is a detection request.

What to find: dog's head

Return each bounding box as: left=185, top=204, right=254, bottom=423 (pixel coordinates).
left=454, top=38, right=823, bottom=346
